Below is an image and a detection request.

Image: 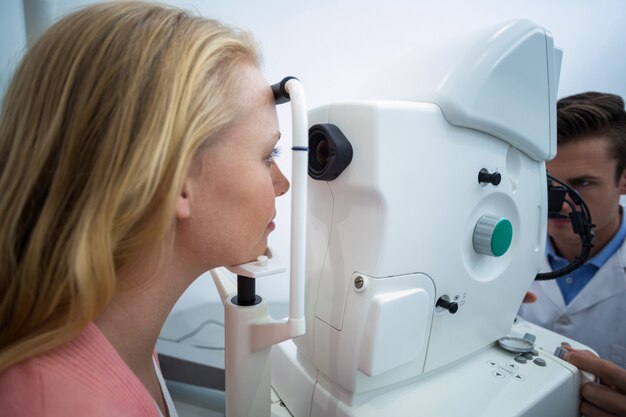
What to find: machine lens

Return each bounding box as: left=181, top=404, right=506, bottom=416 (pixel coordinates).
left=308, top=123, right=352, bottom=181
left=316, top=139, right=331, bottom=168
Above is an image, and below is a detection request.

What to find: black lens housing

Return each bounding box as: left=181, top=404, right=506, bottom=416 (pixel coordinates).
left=308, top=124, right=353, bottom=181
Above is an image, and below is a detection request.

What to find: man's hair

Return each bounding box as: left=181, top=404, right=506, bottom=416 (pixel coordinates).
left=557, top=92, right=626, bottom=183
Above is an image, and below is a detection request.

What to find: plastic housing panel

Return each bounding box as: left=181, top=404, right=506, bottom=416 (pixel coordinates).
left=359, top=286, right=432, bottom=377
left=357, top=20, right=560, bottom=162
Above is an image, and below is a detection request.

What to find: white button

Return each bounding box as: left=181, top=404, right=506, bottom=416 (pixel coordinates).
left=565, top=277, right=573, bottom=285
left=558, top=316, right=570, bottom=326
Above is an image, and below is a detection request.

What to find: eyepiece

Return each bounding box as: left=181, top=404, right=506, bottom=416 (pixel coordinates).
left=315, top=139, right=331, bottom=168
left=308, top=124, right=353, bottom=181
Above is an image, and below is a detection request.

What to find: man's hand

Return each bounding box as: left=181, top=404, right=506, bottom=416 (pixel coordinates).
left=522, top=291, right=537, bottom=303
left=564, top=347, right=626, bottom=416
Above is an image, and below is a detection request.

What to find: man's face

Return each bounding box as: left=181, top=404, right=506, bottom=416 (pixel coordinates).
left=547, top=136, right=626, bottom=251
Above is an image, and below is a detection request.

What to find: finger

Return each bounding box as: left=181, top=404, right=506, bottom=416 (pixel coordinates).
left=522, top=291, right=538, bottom=304
left=580, top=399, right=620, bottom=417
left=562, top=345, right=595, bottom=357
left=581, top=382, right=626, bottom=416
left=565, top=351, right=626, bottom=393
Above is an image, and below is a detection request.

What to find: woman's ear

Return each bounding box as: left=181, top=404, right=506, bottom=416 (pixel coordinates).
left=176, top=181, right=191, bottom=219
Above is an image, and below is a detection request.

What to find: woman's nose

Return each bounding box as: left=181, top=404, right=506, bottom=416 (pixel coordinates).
left=272, top=162, right=290, bottom=197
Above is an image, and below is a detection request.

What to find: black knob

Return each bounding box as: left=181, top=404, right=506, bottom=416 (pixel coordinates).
left=436, top=297, right=459, bottom=314
left=478, top=170, right=501, bottom=186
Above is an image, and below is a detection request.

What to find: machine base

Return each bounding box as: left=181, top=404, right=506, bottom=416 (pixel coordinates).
left=272, top=318, right=587, bottom=417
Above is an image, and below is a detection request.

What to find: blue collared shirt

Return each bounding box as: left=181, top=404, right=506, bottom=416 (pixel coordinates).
left=547, top=209, right=626, bottom=305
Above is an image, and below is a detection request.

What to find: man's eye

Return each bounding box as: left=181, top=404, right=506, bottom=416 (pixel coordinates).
left=569, top=179, right=592, bottom=191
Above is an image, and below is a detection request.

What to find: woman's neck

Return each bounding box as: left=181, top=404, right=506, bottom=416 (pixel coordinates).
left=94, top=255, right=193, bottom=415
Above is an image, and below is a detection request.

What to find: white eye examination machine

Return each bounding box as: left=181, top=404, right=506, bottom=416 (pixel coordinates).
left=268, top=20, right=591, bottom=417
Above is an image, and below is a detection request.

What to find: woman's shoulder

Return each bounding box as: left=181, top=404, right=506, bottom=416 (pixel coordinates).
left=0, top=357, right=45, bottom=415
left=0, top=352, right=122, bottom=416
left=0, top=324, right=159, bottom=417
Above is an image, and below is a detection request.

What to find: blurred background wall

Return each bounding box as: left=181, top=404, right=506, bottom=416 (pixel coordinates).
left=2, top=0, right=625, bottom=311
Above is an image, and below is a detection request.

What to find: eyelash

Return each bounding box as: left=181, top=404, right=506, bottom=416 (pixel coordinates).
left=267, top=147, right=281, bottom=163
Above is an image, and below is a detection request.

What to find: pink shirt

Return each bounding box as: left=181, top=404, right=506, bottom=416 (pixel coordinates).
left=0, top=323, right=159, bottom=417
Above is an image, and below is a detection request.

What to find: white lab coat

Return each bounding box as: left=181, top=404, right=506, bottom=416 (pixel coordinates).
left=518, top=240, right=626, bottom=368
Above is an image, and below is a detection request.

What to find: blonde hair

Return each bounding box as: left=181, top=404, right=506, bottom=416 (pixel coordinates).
left=0, top=1, right=258, bottom=371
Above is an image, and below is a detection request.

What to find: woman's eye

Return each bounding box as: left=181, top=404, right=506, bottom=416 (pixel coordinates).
left=266, top=147, right=281, bottom=163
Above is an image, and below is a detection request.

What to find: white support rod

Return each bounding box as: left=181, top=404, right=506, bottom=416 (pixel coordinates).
left=224, top=298, right=272, bottom=417
left=285, top=78, right=308, bottom=324
left=209, top=268, right=236, bottom=304
left=221, top=79, right=308, bottom=416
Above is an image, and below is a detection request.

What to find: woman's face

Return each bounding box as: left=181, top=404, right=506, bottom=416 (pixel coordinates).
left=178, top=64, right=289, bottom=272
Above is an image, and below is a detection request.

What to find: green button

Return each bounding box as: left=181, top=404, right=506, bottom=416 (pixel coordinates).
left=491, top=218, right=512, bottom=257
